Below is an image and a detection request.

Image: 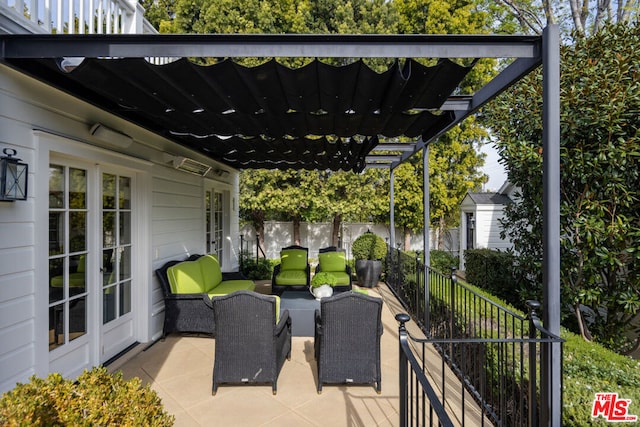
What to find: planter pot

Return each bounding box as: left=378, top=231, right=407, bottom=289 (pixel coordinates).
left=310, top=284, right=333, bottom=300
left=355, top=259, right=382, bottom=288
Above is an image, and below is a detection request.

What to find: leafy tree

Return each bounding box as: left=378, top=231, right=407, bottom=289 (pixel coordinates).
left=482, top=23, right=640, bottom=350
left=494, top=0, right=639, bottom=36
left=391, top=0, right=493, bottom=249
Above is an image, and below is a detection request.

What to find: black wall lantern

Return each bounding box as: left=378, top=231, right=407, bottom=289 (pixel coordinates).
left=1, top=148, right=28, bottom=201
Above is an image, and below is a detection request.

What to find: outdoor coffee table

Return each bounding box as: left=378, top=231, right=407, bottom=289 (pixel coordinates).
left=279, top=291, right=321, bottom=337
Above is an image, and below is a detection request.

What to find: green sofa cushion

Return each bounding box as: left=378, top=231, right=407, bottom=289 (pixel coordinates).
left=198, top=254, right=223, bottom=293
left=208, top=280, right=255, bottom=296
left=275, top=269, right=308, bottom=285
left=318, top=251, right=346, bottom=272
left=326, top=271, right=350, bottom=286
left=280, top=249, right=307, bottom=271
left=167, top=260, right=206, bottom=294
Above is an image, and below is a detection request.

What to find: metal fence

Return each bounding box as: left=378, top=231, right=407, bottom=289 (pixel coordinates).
left=386, top=247, right=564, bottom=426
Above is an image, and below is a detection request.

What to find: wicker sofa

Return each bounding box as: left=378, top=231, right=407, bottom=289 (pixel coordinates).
left=155, top=254, right=255, bottom=336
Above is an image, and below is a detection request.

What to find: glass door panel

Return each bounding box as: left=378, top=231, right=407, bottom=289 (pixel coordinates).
left=101, top=173, right=132, bottom=325
left=48, top=165, right=88, bottom=351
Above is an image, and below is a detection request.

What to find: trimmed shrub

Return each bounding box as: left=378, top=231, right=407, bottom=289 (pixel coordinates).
left=352, top=232, right=387, bottom=260
left=464, top=248, right=519, bottom=306
left=429, top=250, right=459, bottom=275
left=0, top=367, right=174, bottom=426
left=240, top=253, right=274, bottom=280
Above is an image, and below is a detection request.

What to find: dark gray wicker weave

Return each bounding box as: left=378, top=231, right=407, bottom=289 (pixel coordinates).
left=314, top=291, right=383, bottom=393
left=212, top=291, right=292, bottom=395
left=155, top=255, right=248, bottom=336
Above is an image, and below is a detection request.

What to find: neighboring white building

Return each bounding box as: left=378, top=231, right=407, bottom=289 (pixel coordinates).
left=0, top=0, right=241, bottom=393
left=458, top=181, right=515, bottom=271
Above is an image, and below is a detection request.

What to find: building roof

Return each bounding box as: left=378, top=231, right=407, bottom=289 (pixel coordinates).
left=466, top=192, right=512, bottom=205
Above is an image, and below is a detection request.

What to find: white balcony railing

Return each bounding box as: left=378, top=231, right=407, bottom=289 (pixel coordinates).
left=1, top=0, right=154, bottom=35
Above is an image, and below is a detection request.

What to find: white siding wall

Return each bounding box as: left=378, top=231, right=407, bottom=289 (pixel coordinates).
left=0, top=64, right=240, bottom=391
left=474, top=205, right=510, bottom=251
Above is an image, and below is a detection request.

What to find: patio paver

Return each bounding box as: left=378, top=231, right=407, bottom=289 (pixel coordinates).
left=111, top=284, right=481, bottom=426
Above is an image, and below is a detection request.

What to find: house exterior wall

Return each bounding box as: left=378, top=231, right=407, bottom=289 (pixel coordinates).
left=459, top=193, right=512, bottom=271
left=0, top=64, right=240, bottom=392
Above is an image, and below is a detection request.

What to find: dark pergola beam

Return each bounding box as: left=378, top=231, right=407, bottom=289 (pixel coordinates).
left=387, top=55, right=542, bottom=170
left=0, top=33, right=541, bottom=59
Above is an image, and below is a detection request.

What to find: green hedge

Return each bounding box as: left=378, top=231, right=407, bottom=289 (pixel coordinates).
left=429, top=250, right=459, bottom=275
left=448, top=282, right=640, bottom=426
left=464, top=248, right=520, bottom=306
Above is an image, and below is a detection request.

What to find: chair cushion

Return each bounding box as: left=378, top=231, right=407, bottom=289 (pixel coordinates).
left=167, top=260, right=206, bottom=294
left=326, top=271, right=350, bottom=286
left=208, top=280, right=256, bottom=296
left=280, top=249, right=307, bottom=271
left=275, top=270, right=307, bottom=285
left=318, top=251, right=346, bottom=272
left=198, top=254, right=223, bottom=292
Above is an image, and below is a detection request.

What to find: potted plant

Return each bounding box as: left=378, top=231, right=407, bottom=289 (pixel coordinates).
left=351, top=231, right=387, bottom=288
left=310, top=271, right=337, bottom=300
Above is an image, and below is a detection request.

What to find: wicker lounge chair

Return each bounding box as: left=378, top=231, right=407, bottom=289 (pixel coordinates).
left=314, top=291, right=383, bottom=393
left=212, top=291, right=292, bottom=395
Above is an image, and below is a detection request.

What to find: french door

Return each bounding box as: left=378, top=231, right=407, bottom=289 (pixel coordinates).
left=48, top=161, right=136, bottom=368
left=206, top=189, right=223, bottom=262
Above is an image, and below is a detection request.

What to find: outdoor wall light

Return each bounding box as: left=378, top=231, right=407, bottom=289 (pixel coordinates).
left=0, top=148, right=28, bottom=201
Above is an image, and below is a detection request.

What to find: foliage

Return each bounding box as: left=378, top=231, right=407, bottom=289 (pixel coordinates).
left=428, top=274, right=640, bottom=426
left=491, top=0, right=639, bottom=37
left=482, top=22, right=640, bottom=349
left=562, top=333, right=640, bottom=425
left=464, top=248, right=521, bottom=307
left=240, top=252, right=273, bottom=280
left=0, top=367, right=174, bottom=426
left=352, top=232, right=387, bottom=260
left=429, top=250, right=459, bottom=275
left=311, top=271, right=338, bottom=288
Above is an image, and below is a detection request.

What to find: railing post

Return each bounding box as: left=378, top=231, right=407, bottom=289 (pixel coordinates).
left=450, top=266, right=457, bottom=339
left=527, top=300, right=541, bottom=427
left=255, top=233, right=260, bottom=261
left=239, top=234, right=244, bottom=270
left=396, top=313, right=411, bottom=427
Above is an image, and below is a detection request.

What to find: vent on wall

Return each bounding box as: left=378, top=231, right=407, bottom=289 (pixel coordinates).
left=171, top=156, right=212, bottom=176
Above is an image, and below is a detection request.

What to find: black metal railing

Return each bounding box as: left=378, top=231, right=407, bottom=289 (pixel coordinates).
left=397, top=313, right=454, bottom=427
left=386, top=247, right=564, bottom=426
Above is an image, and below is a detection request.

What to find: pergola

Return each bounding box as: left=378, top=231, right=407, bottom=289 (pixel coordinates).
left=0, top=28, right=561, bottom=423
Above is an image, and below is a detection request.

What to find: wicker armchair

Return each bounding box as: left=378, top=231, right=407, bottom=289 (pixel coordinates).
left=314, top=291, right=383, bottom=393
left=212, top=291, right=292, bottom=395
left=315, top=247, right=352, bottom=293
left=271, top=245, right=310, bottom=294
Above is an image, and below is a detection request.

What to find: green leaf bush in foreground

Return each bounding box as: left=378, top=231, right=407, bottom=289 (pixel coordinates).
left=462, top=282, right=640, bottom=425
left=562, top=332, right=640, bottom=426
left=0, top=367, right=174, bottom=426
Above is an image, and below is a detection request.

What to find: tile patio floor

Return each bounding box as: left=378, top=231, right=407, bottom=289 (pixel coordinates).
left=111, top=283, right=468, bottom=426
